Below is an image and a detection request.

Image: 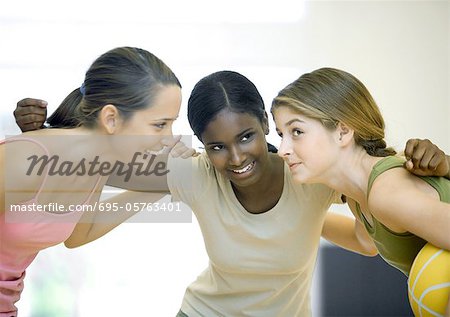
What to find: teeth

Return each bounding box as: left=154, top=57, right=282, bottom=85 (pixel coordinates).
left=232, top=162, right=254, bottom=174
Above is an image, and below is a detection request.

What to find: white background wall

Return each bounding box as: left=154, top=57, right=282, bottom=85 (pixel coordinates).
left=1, top=1, right=449, bottom=316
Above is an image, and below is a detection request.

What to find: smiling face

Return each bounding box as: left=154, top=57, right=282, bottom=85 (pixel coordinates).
left=273, top=106, right=339, bottom=184
left=108, top=84, right=182, bottom=159
left=119, top=85, right=181, bottom=136
left=201, top=109, right=270, bottom=187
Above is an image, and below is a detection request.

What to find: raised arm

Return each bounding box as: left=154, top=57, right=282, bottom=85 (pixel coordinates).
left=64, top=140, right=198, bottom=248
left=106, top=136, right=198, bottom=191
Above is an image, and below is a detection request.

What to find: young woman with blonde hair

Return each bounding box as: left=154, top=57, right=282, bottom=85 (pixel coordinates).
left=272, top=67, right=450, bottom=316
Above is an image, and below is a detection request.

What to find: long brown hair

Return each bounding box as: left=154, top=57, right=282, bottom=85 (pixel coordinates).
left=272, top=67, right=396, bottom=157
left=48, top=46, right=180, bottom=128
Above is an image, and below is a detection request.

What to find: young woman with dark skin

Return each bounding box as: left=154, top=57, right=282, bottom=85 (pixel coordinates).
left=13, top=70, right=450, bottom=316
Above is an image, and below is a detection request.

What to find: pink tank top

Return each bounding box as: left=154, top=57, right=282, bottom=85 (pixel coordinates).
left=0, top=137, right=102, bottom=316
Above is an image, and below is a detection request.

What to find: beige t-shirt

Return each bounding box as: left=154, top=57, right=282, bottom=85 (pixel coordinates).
left=167, top=153, right=339, bottom=317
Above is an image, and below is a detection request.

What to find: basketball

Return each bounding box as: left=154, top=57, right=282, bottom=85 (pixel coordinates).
left=408, top=243, right=450, bottom=316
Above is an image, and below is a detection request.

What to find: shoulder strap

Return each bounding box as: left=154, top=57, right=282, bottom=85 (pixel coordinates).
left=81, top=176, right=104, bottom=205
left=355, top=156, right=406, bottom=230
left=367, top=156, right=405, bottom=197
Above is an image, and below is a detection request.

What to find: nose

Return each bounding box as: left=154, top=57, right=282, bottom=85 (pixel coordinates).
left=165, top=124, right=174, bottom=136
left=229, top=144, right=246, bottom=167
left=277, top=137, right=292, bottom=159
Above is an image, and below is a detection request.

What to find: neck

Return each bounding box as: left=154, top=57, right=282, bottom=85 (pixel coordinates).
left=231, top=153, right=284, bottom=214
left=232, top=153, right=283, bottom=197
left=318, top=147, right=382, bottom=204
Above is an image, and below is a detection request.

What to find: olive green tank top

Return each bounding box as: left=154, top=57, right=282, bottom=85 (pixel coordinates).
left=355, top=156, right=450, bottom=276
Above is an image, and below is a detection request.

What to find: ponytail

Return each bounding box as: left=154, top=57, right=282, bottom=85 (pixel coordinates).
left=47, top=88, right=82, bottom=128
left=357, top=138, right=396, bottom=157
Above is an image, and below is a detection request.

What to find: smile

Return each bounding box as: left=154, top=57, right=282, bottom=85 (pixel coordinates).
left=231, top=161, right=255, bottom=174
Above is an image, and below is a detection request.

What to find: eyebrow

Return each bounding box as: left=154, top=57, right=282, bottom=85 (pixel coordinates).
left=237, top=128, right=253, bottom=138
left=205, top=128, right=254, bottom=146
left=285, top=118, right=305, bottom=126
left=150, top=116, right=179, bottom=122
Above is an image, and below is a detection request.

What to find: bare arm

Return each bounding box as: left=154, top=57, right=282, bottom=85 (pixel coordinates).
left=369, top=168, right=450, bottom=250
left=65, top=140, right=198, bottom=248
left=321, top=211, right=378, bottom=256
left=106, top=154, right=171, bottom=191
left=106, top=138, right=198, bottom=191
left=64, top=190, right=167, bottom=248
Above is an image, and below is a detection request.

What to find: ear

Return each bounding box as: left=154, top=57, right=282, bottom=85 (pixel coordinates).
left=336, top=122, right=354, bottom=146
left=98, top=104, right=120, bottom=134
left=262, top=111, right=270, bottom=135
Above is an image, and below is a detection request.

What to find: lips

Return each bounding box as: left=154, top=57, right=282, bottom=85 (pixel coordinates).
left=288, top=162, right=302, bottom=170
left=230, top=161, right=255, bottom=174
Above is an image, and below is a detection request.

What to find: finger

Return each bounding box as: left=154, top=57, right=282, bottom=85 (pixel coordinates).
left=404, top=160, right=414, bottom=171
left=17, top=98, right=48, bottom=108
left=410, top=146, right=427, bottom=170
left=160, top=135, right=182, bottom=154
left=429, top=154, right=448, bottom=176
left=19, top=122, right=45, bottom=132
left=180, top=149, right=197, bottom=159
left=428, top=154, right=443, bottom=171
left=417, top=149, right=436, bottom=171
left=14, top=106, right=47, bottom=117
left=169, top=143, right=189, bottom=158
left=160, top=135, right=182, bottom=148
left=15, top=114, right=47, bottom=125
left=404, top=139, right=420, bottom=160
left=169, top=145, right=182, bottom=158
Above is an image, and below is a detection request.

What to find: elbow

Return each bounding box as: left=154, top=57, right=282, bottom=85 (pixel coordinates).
left=363, top=248, right=379, bottom=257
left=64, top=241, right=77, bottom=249
left=64, top=238, right=84, bottom=249
left=358, top=244, right=379, bottom=257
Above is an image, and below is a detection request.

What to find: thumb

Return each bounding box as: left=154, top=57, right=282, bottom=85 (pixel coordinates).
left=404, top=160, right=413, bottom=171
left=160, top=135, right=182, bottom=154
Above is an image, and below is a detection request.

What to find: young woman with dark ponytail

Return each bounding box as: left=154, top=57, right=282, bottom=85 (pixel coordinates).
left=272, top=67, right=450, bottom=316
left=1, top=46, right=185, bottom=317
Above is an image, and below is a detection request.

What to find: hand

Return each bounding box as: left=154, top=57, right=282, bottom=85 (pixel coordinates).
left=404, top=138, right=449, bottom=177
left=14, top=98, right=48, bottom=132
left=160, top=135, right=200, bottom=158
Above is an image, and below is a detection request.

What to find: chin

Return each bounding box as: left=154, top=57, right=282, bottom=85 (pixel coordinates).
left=229, top=171, right=262, bottom=188
left=292, top=172, right=313, bottom=184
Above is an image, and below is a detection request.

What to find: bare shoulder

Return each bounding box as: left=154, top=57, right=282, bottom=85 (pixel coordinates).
left=367, top=165, right=440, bottom=228
left=2, top=136, right=50, bottom=203
left=369, top=166, right=439, bottom=203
